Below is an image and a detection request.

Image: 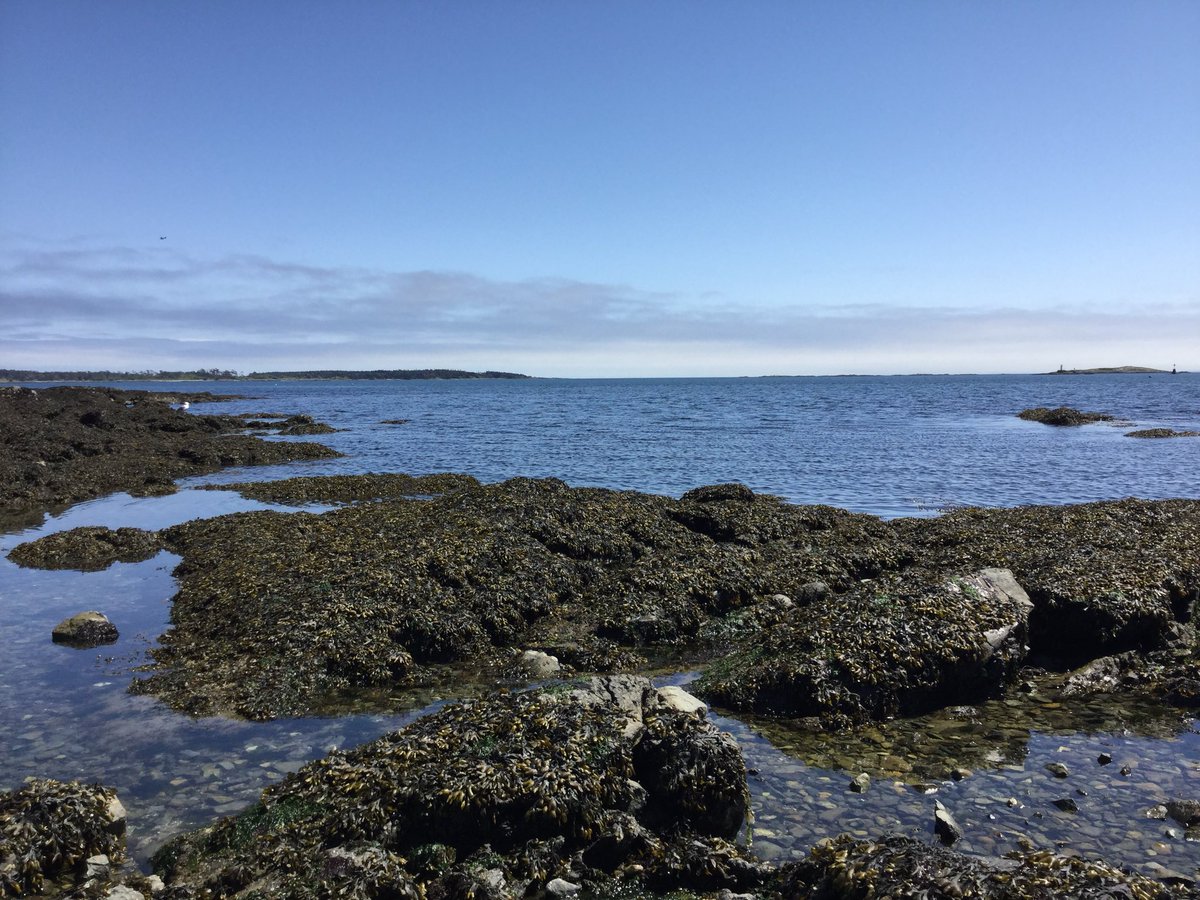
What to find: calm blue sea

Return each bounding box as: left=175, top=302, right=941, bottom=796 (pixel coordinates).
left=99, top=372, right=1200, bottom=517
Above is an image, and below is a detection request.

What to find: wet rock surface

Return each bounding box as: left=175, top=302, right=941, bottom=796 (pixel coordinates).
left=0, top=386, right=340, bottom=518
left=8, top=526, right=162, bottom=571
left=150, top=678, right=757, bottom=897
left=1017, top=405, right=1116, bottom=426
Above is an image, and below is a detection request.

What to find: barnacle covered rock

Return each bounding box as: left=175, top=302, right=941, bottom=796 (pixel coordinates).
left=0, top=778, right=127, bottom=896
left=8, top=526, right=162, bottom=571
left=1126, top=428, right=1200, bottom=438
left=695, top=569, right=1033, bottom=726
left=0, top=386, right=339, bottom=516
left=777, top=833, right=1189, bottom=898
left=150, top=678, right=751, bottom=897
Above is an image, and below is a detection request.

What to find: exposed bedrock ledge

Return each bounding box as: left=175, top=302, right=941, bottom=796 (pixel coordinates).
left=17, top=473, right=1194, bottom=724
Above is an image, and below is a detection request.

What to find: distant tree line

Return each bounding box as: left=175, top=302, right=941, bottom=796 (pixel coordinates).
left=0, top=368, right=241, bottom=381
left=0, top=368, right=530, bottom=382
left=242, top=369, right=530, bottom=380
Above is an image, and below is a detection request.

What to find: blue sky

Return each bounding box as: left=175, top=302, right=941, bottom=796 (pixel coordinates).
left=1, top=1, right=1197, bottom=376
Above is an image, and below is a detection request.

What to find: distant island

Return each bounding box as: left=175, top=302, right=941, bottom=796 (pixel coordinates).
left=0, top=368, right=531, bottom=382
left=1046, top=365, right=1175, bottom=375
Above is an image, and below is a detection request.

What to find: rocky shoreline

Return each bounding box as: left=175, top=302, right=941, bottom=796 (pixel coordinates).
left=0, top=386, right=340, bottom=528
left=3, top=389, right=1199, bottom=897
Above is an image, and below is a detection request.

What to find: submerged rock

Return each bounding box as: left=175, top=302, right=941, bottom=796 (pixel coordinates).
left=52, top=611, right=119, bottom=647
left=9, top=526, right=161, bottom=571
left=150, top=678, right=754, bottom=897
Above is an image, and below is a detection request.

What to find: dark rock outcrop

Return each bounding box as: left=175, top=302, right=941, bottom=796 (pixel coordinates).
left=1017, top=406, right=1115, bottom=426
left=150, top=679, right=755, bottom=897
left=51, top=611, right=119, bottom=647
left=695, top=568, right=1033, bottom=727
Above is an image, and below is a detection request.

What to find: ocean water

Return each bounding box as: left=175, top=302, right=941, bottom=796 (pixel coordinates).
left=140, top=372, right=1199, bottom=515
left=2, top=374, right=1199, bottom=875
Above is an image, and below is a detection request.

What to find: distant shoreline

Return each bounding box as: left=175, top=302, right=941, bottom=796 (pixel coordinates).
left=1044, top=366, right=1173, bottom=375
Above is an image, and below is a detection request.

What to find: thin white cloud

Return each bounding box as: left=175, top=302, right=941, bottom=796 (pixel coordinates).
left=0, top=239, right=1196, bottom=376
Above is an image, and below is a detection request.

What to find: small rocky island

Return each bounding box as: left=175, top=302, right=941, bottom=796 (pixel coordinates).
left=1016, top=406, right=1115, bottom=426
left=3, top=388, right=1200, bottom=898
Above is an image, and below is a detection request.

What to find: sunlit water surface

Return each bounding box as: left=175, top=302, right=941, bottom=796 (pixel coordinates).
left=2, top=375, right=1199, bottom=876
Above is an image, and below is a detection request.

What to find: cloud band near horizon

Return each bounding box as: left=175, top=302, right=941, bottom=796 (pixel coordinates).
left=1, top=240, right=1196, bottom=377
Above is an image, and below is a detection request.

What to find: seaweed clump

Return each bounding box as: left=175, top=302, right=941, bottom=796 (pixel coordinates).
left=151, top=678, right=762, bottom=898
left=1017, top=406, right=1115, bottom=425
left=779, top=834, right=1190, bottom=898
left=7, top=526, right=162, bottom=571
left=0, top=779, right=127, bottom=896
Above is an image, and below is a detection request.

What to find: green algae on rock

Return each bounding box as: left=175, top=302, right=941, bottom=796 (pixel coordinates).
left=1017, top=406, right=1116, bottom=426
left=0, top=386, right=341, bottom=516
left=150, top=679, right=759, bottom=898
left=8, top=526, right=162, bottom=571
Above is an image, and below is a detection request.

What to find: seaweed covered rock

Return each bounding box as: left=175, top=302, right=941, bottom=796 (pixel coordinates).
left=695, top=569, right=1033, bottom=727
left=8, top=526, right=162, bottom=571
left=895, top=499, right=1200, bottom=665
left=0, top=386, right=340, bottom=516
left=1017, top=406, right=1115, bottom=426
left=150, top=679, right=755, bottom=898
left=0, top=778, right=127, bottom=896
left=51, top=611, right=119, bottom=647
left=778, top=833, right=1190, bottom=898
left=135, top=477, right=907, bottom=719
